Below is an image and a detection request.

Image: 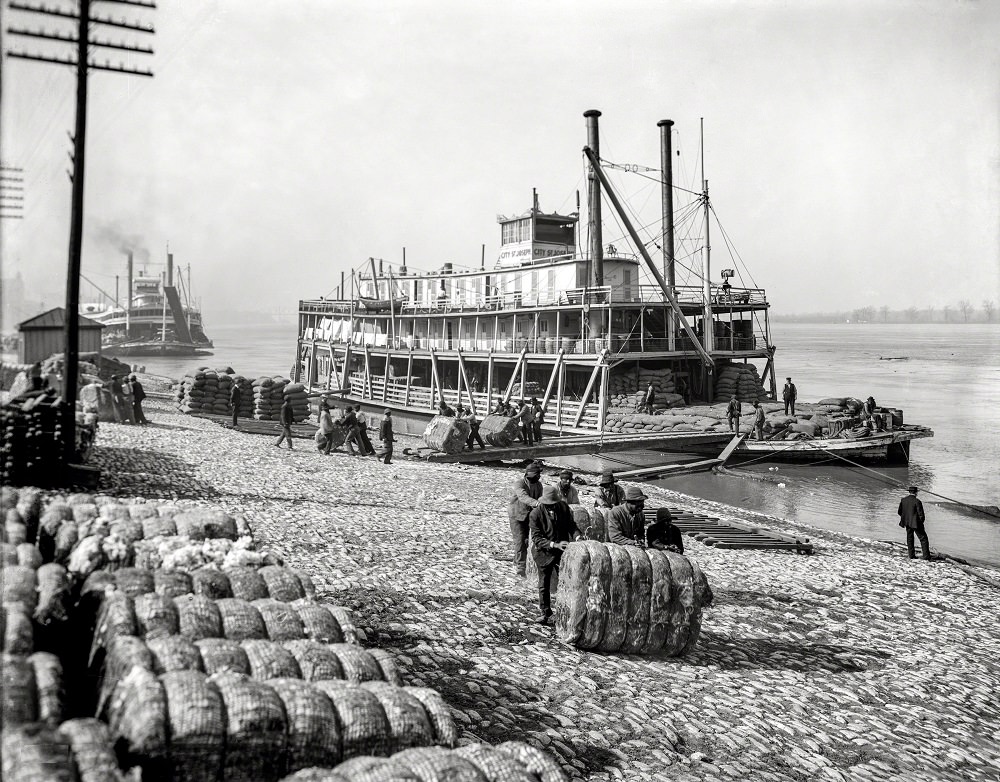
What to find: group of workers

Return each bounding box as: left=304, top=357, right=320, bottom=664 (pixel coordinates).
left=104, top=373, right=149, bottom=425
left=508, top=464, right=684, bottom=624
left=275, top=398, right=394, bottom=463
left=435, top=401, right=486, bottom=450
left=436, top=395, right=546, bottom=449
left=721, top=377, right=799, bottom=439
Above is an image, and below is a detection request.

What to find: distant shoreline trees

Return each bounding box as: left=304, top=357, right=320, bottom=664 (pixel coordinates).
left=772, top=300, right=996, bottom=324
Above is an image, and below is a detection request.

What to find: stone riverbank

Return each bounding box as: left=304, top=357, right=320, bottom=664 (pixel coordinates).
left=82, top=398, right=1000, bottom=782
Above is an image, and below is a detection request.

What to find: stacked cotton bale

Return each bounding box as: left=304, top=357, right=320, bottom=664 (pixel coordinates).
left=283, top=383, right=311, bottom=423
left=421, top=415, right=470, bottom=454
left=713, top=363, right=766, bottom=403
left=553, top=541, right=713, bottom=655
left=606, top=367, right=684, bottom=414
left=176, top=367, right=230, bottom=415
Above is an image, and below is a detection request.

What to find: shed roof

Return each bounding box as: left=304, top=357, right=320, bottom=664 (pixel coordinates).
left=18, top=306, right=105, bottom=331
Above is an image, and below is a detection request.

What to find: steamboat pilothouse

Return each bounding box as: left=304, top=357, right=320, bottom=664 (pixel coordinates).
left=293, top=111, right=777, bottom=435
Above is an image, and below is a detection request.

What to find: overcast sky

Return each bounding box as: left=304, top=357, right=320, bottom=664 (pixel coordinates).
left=2, top=0, right=998, bottom=322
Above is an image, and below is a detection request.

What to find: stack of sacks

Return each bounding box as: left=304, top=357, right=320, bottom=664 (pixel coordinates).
left=713, top=363, right=766, bottom=403
left=422, top=415, right=471, bottom=454
left=283, top=383, right=311, bottom=423
left=606, top=367, right=684, bottom=414
left=176, top=367, right=228, bottom=415
left=554, top=540, right=713, bottom=655
left=252, top=377, right=284, bottom=421
left=478, top=413, right=520, bottom=447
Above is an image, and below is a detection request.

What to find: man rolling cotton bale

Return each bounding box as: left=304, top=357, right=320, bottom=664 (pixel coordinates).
left=527, top=486, right=580, bottom=625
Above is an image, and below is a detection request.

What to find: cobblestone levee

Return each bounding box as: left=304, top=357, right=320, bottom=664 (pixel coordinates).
left=87, top=400, right=1000, bottom=781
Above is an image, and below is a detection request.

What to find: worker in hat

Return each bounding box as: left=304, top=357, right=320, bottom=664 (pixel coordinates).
left=378, top=409, right=394, bottom=464
left=594, top=469, right=626, bottom=508
left=782, top=377, right=797, bottom=416
left=557, top=469, right=579, bottom=505
left=531, top=397, right=544, bottom=443
left=528, top=485, right=581, bottom=624
left=751, top=400, right=766, bottom=440
left=646, top=507, right=684, bottom=554
left=897, top=486, right=931, bottom=561
left=607, top=486, right=648, bottom=547
left=507, top=462, right=544, bottom=577
left=518, top=400, right=535, bottom=446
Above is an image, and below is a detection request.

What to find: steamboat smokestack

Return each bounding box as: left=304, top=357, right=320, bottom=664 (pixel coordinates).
left=167, top=252, right=174, bottom=287
left=126, top=250, right=133, bottom=336
left=658, top=119, right=676, bottom=290
left=584, top=110, right=604, bottom=288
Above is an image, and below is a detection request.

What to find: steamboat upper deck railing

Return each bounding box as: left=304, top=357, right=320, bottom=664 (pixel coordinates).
left=298, top=284, right=767, bottom=316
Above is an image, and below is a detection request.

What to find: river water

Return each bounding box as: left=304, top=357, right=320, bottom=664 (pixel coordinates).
left=136, top=321, right=1000, bottom=567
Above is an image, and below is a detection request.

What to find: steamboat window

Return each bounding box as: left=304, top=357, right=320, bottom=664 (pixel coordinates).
left=534, top=218, right=573, bottom=245
left=501, top=218, right=532, bottom=245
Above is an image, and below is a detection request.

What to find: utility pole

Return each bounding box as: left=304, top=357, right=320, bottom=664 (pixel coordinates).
left=5, top=0, right=155, bottom=468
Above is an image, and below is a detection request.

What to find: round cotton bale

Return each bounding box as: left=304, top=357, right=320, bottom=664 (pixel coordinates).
left=1, top=723, right=76, bottom=782
left=367, top=648, right=403, bottom=686
left=15, top=543, right=41, bottom=570
left=105, top=666, right=167, bottom=765
left=147, top=636, right=203, bottom=675
left=1, top=653, right=38, bottom=726
left=109, top=518, right=143, bottom=545
left=97, top=636, right=153, bottom=718
left=195, top=638, right=250, bottom=676
left=225, top=567, right=269, bottom=602
left=190, top=568, right=232, bottom=600
left=293, top=602, right=345, bottom=644
left=175, top=509, right=237, bottom=541
left=312, top=680, right=391, bottom=759
left=254, top=598, right=306, bottom=642
left=216, top=599, right=267, bottom=641
left=175, top=594, right=223, bottom=641
left=141, top=517, right=176, bottom=538
left=282, top=640, right=344, bottom=681
left=326, top=643, right=383, bottom=683
left=404, top=686, right=458, bottom=748
left=361, top=681, right=434, bottom=753
left=153, top=569, right=193, bottom=598
left=259, top=565, right=306, bottom=602
left=454, top=743, right=539, bottom=782
left=34, top=563, right=71, bottom=626
left=161, top=670, right=225, bottom=782
left=267, top=677, right=343, bottom=773
left=391, top=748, right=484, bottom=782
left=327, top=758, right=417, bottom=781
left=496, top=740, right=568, bottom=782
left=57, top=718, right=124, bottom=782
left=212, top=672, right=287, bottom=782
left=2, top=565, right=38, bottom=614
left=134, top=593, right=179, bottom=640
left=2, top=604, right=34, bottom=655
left=241, top=639, right=302, bottom=680
left=0, top=542, right=17, bottom=566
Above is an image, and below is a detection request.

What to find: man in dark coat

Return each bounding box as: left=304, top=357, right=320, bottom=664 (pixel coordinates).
left=355, top=405, right=376, bottom=455
left=594, top=469, right=626, bottom=508
left=726, top=395, right=742, bottom=433
left=128, top=374, right=149, bottom=424
left=751, top=400, right=766, bottom=440
left=647, top=507, right=684, bottom=554
left=274, top=398, right=294, bottom=449
left=378, top=409, right=394, bottom=464
left=518, top=400, right=534, bottom=446
left=607, top=486, right=648, bottom=547
left=530, top=397, right=544, bottom=443
left=107, top=374, right=126, bottom=423
left=337, top=405, right=361, bottom=455
left=898, top=486, right=931, bottom=560
left=528, top=486, right=580, bottom=624
left=229, top=381, right=242, bottom=428
left=438, top=400, right=455, bottom=417
left=783, top=377, right=797, bottom=415
left=507, top=462, right=543, bottom=577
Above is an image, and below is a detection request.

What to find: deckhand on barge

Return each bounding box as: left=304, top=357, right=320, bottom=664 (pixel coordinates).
left=292, top=110, right=931, bottom=463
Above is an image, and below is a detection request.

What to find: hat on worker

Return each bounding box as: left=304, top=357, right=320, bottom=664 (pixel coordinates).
left=625, top=486, right=648, bottom=502
left=540, top=486, right=562, bottom=505
left=656, top=507, right=673, bottom=523
left=599, top=469, right=616, bottom=486
left=384, top=409, right=391, bottom=415
left=525, top=464, right=541, bottom=477
left=908, top=486, right=918, bottom=493
left=559, top=469, right=573, bottom=478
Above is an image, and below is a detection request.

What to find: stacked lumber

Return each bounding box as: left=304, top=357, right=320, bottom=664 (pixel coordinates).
left=422, top=415, right=471, bottom=454
left=553, top=541, right=713, bottom=655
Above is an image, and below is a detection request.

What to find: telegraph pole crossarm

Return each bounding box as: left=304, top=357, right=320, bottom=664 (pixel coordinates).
left=4, top=0, right=155, bottom=472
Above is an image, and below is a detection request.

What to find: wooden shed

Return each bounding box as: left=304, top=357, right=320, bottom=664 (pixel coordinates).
left=18, top=307, right=104, bottom=364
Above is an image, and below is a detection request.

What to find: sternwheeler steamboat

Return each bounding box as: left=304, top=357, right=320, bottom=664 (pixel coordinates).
left=293, top=111, right=932, bottom=462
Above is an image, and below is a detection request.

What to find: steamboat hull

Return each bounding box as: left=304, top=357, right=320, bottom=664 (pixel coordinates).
left=106, top=339, right=213, bottom=357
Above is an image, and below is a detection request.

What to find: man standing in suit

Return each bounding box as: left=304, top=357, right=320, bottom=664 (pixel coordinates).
left=898, top=486, right=931, bottom=560
left=783, top=377, right=798, bottom=415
